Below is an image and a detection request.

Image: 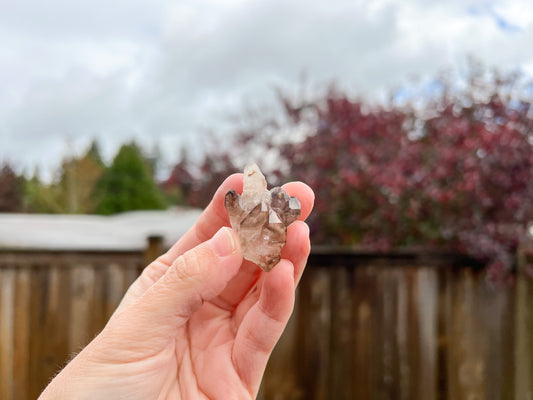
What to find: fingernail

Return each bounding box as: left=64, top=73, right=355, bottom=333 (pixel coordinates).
left=211, top=227, right=236, bottom=257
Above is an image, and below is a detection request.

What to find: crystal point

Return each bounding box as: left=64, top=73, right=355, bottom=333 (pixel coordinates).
left=224, top=163, right=301, bottom=271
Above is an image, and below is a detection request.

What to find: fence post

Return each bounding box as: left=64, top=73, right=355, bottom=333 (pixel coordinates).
left=144, top=235, right=164, bottom=267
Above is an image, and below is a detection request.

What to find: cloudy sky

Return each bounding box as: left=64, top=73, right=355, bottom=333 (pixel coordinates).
left=1, top=0, right=532, bottom=178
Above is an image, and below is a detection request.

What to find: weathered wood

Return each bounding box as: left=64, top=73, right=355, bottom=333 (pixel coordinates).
left=352, top=266, right=379, bottom=400
left=28, top=264, right=47, bottom=400
left=327, top=266, right=354, bottom=400
left=395, top=268, right=409, bottom=400
left=69, top=264, right=95, bottom=353
left=13, top=268, right=30, bottom=400
left=381, top=267, right=400, bottom=400
left=42, top=265, right=67, bottom=389
left=106, top=263, right=126, bottom=320
left=417, top=268, right=438, bottom=400
left=436, top=268, right=452, bottom=400
left=295, top=266, right=331, bottom=400
left=260, top=290, right=301, bottom=400
left=0, top=268, right=15, bottom=400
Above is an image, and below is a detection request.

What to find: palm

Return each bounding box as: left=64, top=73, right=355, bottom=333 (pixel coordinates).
left=41, top=175, right=313, bottom=400
left=149, top=301, right=263, bottom=399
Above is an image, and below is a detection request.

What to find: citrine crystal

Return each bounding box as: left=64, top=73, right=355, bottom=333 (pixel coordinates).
left=225, top=163, right=301, bottom=271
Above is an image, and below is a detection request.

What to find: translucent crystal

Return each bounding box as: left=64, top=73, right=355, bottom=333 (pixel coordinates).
left=225, top=163, right=301, bottom=271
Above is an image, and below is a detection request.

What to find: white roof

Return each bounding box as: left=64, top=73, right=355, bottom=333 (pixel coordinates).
left=0, top=208, right=203, bottom=251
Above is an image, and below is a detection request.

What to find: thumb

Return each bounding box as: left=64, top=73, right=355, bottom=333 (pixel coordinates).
left=102, top=227, right=242, bottom=346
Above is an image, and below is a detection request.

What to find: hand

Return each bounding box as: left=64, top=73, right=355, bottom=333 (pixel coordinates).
left=39, top=174, right=314, bottom=400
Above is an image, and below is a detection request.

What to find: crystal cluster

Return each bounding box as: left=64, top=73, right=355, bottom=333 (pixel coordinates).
left=225, top=163, right=301, bottom=271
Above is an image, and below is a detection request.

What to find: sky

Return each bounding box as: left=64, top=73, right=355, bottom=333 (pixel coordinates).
left=1, top=0, right=533, bottom=179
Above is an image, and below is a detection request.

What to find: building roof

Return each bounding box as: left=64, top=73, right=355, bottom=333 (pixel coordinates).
left=0, top=208, right=202, bottom=251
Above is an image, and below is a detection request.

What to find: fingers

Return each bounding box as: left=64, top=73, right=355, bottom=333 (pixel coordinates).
left=211, top=219, right=311, bottom=313
left=230, top=221, right=311, bottom=328
left=194, top=182, right=314, bottom=311
left=281, top=221, right=311, bottom=286
left=281, top=181, right=315, bottom=222
left=232, top=260, right=295, bottom=396
left=104, top=228, right=243, bottom=352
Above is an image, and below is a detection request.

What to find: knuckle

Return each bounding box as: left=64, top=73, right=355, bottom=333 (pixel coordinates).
left=171, top=245, right=213, bottom=283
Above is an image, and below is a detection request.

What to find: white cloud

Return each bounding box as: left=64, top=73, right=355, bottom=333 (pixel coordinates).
left=1, top=0, right=533, bottom=176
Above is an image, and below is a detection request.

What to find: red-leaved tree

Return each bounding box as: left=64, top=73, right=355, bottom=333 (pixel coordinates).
left=276, top=72, right=533, bottom=279
left=0, top=163, right=24, bottom=212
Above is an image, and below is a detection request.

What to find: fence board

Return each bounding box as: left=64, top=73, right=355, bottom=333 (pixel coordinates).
left=352, top=266, right=379, bottom=399
left=0, top=268, right=15, bottom=400
left=417, top=268, right=438, bottom=400
left=327, top=266, right=354, bottom=400
left=69, top=264, right=95, bottom=354
left=13, top=268, right=30, bottom=400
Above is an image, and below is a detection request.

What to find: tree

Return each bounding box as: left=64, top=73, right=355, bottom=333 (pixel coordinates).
left=162, top=148, right=194, bottom=206
left=93, top=142, right=167, bottom=215
left=57, top=150, right=105, bottom=213
left=0, top=163, right=24, bottom=212
left=23, top=142, right=105, bottom=214
left=86, top=139, right=104, bottom=166
left=229, top=68, right=533, bottom=279
left=187, top=153, right=238, bottom=208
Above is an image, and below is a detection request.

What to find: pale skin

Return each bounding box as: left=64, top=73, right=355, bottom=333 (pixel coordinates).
left=39, top=174, right=315, bottom=400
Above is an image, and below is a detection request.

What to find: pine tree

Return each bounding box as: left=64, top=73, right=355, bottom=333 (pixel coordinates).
left=93, top=142, right=167, bottom=214
left=86, top=139, right=104, bottom=166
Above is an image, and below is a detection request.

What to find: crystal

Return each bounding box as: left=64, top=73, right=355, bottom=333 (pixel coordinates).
left=225, top=163, right=301, bottom=271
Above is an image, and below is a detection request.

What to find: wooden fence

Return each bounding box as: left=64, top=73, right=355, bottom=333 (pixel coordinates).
left=1, top=247, right=532, bottom=400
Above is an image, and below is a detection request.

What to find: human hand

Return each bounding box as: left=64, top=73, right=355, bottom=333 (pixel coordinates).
left=39, top=174, right=314, bottom=400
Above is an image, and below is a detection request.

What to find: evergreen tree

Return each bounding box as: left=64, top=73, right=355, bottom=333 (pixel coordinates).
left=24, top=166, right=65, bottom=213
left=93, top=142, right=167, bottom=215
left=86, top=139, right=104, bottom=166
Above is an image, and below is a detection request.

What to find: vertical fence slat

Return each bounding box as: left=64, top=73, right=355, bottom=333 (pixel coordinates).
left=396, top=268, right=410, bottom=400
left=328, top=266, right=354, bottom=400
left=69, top=264, right=95, bottom=353
left=260, top=287, right=301, bottom=400
left=436, top=268, right=451, bottom=400
left=449, top=269, right=486, bottom=400
left=481, top=278, right=511, bottom=400
left=28, top=264, right=46, bottom=400
left=352, top=266, right=379, bottom=399
left=106, top=263, right=125, bottom=320
left=417, top=267, right=438, bottom=400
left=41, top=265, right=69, bottom=387
left=0, top=268, right=15, bottom=400
left=381, top=267, right=400, bottom=399
left=13, top=268, right=31, bottom=400
left=91, top=263, right=107, bottom=338
left=296, top=266, right=331, bottom=400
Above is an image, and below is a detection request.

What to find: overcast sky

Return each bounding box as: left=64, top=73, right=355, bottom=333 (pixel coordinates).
left=1, top=0, right=532, bottom=178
